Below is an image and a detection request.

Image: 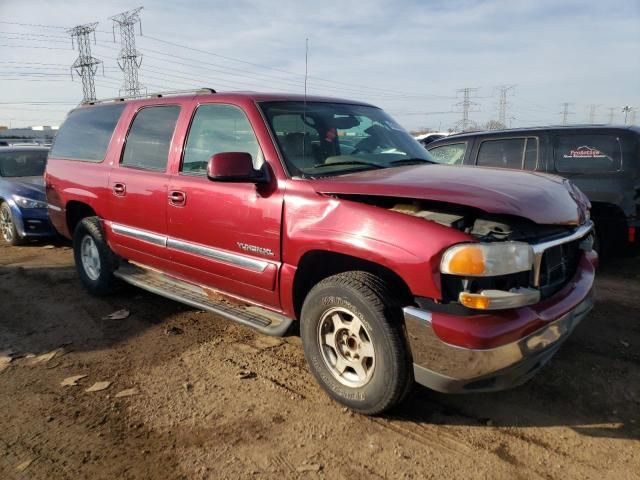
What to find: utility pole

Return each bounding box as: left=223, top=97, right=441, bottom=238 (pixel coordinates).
left=455, top=88, right=479, bottom=131
left=587, top=104, right=600, bottom=124
left=497, top=85, right=515, bottom=127
left=110, top=7, right=144, bottom=97
left=67, top=23, right=102, bottom=103
left=559, top=102, right=574, bottom=125
left=622, top=105, right=632, bottom=124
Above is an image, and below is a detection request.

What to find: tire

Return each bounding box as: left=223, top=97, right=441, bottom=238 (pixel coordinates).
left=0, top=202, right=25, bottom=246
left=300, top=271, right=413, bottom=415
left=73, top=217, right=117, bottom=295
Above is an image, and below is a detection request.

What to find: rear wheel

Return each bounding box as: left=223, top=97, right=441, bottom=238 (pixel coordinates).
left=73, top=217, right=117, bottom=295
left=0, top=202, right=24, bottom=246
left=301, top=271, right=412, bottom=415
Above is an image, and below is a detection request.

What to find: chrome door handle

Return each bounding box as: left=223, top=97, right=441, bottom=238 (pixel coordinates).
left=113, top=183, right=126, bottom=196
left=169, top=191, right=186, bottom=206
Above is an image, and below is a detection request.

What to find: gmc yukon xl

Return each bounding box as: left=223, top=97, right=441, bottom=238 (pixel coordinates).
left=45, top=90, right=597, bottom=414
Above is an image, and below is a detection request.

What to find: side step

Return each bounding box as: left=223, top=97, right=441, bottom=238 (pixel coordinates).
left=113, top=263, right=293, bottom=337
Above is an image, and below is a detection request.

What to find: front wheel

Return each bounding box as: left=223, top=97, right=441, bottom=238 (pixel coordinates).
left=0, top=202, right=25, bottom=246
left=73, top=217, right=117, bottom=295
left=301, top=271, right=412, bottom=415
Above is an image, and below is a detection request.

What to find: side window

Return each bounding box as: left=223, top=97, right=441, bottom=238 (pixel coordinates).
left=554, top=135, right=622, bottom=173
left=523, top=137, right=539, bottom=170
left=50, top=104, right=125, bottom=162
left=121, top=105, right=181, bottom=171
left=181, top=104, right=262, bottom=175
left=476, top=138, right=526, bottom=169
left=427, top=143, right=467, bottom=165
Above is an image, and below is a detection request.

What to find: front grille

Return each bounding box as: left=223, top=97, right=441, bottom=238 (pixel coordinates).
left=538, top=239, right=581, bottom=298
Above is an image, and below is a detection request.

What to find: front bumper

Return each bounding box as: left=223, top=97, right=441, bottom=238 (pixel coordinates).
left=12, top=205, right=56, bottom=239
left=404, top=252, right=596, bottom=393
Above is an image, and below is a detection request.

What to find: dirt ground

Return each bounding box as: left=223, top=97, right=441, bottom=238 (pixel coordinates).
left=0, top=240, right=638, bottom=480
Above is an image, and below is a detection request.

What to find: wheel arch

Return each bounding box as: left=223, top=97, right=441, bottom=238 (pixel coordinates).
left=66, top=201, right=98, bottom=236
left=291, top=250, right=413, bottom=320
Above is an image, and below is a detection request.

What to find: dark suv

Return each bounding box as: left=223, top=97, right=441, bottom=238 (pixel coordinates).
left=426, top=125, right=640, bottom=254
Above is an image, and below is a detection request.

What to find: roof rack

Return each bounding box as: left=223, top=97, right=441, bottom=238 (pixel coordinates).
left=82, top=88, right=216, bottom=105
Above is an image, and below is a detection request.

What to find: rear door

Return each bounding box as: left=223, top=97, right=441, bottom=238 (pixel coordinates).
left=106, top=104, right=181, bottom=270
left=473, top=136, right=539, bottom=171
left=166, top=101, right=284, bottom=307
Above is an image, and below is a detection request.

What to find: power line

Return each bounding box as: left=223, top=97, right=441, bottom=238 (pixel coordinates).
left=454, top=88, right=479, bottom=131
left=67, top=23, right=103, bottom=102
left=496, top=84, right=516, bottom=126
left=110, top=7, right=145, bottom=97
left=559, top=102, right=574, bottom=125
left=586, top=104, right=600, bottom=123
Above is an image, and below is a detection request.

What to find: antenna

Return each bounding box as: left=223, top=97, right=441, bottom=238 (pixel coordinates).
left=304, top=37, right=309, bottom=98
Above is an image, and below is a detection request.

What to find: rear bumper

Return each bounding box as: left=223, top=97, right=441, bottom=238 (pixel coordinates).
left=404, top=252, right=596, bottom=393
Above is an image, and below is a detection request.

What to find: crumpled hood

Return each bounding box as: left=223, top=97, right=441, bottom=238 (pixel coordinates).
left=311, top=165, right=590, bottom=225
left=6, top=176, right=46, bottom=201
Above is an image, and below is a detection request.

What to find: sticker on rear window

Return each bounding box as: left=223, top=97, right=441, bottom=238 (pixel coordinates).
left=563, top=145, right=610, bottom=160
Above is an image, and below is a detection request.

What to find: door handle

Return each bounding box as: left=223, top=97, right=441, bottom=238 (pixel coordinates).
left=113, top=183, right=126, bottom=196
left=169, top=190, right=186, bottom=207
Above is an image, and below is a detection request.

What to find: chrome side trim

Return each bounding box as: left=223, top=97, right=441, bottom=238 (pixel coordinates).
left=167, top=238, right=269, bottom=273
left=47, top=203, right=63, bottom=212
left=531, top=221, right=593, bottom=286
left=109, top=222, right=271, bottom=272
left=110, top=223, right=167, bottom=247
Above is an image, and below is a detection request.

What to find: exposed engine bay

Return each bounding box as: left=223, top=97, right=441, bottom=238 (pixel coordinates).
left=338, top=194, right=575, bottom=242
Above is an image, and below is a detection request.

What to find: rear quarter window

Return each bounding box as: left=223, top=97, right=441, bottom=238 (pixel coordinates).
left=50, top=104, right=125, bottom=162
left=554, top=134, right=622, bottom=173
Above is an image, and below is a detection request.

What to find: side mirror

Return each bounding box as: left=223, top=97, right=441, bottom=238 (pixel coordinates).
left=206, top=152, right=268, bottom=183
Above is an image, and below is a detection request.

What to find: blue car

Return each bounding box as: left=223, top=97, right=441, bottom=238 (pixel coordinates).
left=0, top=146, right=56, bottom=245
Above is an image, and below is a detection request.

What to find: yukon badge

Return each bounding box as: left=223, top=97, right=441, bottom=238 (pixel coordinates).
left=237, top=242, right=275, bottom=256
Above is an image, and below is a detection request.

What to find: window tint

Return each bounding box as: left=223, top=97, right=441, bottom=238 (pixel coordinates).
left=554, top=135, right=622, bottom=173
left=182, top=104, right=262, bottom=175
left=0, top=150, right=47, bottom=177
left=523, top=137, right=538, bottom=170
left=477, top=138, right=526, bottom=169
left=427, top=143, right=466, bottom=165
left=50, top=104, right=124, bottom=162
left=121, top=106, right=180, bottom=171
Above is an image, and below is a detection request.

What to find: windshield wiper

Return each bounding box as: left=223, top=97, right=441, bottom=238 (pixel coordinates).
left=312, top=160, right=385, bottom=169
left=387, top=158, right=437, bottom=167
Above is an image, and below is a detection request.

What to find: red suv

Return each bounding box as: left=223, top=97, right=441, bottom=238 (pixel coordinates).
left=45, top=90, right=597, bottom=414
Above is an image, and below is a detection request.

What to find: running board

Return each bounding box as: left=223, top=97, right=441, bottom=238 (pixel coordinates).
left=113, top=263, right=293, bottom=336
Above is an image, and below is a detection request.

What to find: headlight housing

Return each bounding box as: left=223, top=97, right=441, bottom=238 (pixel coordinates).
left=12, top=194, right=48, bottom=209
left=441, top=242, right=534, bottom=277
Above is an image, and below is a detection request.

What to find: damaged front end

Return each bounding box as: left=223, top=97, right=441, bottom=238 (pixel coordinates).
left=338, top=194, right=595, bottom=312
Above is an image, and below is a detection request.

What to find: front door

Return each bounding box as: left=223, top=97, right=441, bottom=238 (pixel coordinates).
left=106, top=104, right=181, bottom=270
left=167, top=103, right=283, bottom=308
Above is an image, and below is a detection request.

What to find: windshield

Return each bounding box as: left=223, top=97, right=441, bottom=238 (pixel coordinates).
left=260, top=101, right=435, bottom=177
left=0, top=150, right=48, bottom=177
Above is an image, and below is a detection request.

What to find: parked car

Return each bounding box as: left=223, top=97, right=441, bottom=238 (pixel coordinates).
left=414, top=131, right=449, bottom=147
left=46, top=90, right=596, bottom=414
left=0, top=146, right=56, bottom=245
left=426, top=125, right=640, bottom=255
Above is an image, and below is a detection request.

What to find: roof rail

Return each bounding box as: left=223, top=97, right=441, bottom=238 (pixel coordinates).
left=82, top=88, right=216, bottom=105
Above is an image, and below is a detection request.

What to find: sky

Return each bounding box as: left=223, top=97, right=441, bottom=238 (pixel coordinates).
left=0, top=0, right=638, bottom=131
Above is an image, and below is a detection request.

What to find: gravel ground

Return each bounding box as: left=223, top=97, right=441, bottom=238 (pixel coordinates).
left=0, top=240, right=638, bottom=479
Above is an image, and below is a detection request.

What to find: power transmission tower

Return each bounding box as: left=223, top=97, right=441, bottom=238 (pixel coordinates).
left=559, top=102, right=574, bottom=125
left=608, top=107, right=616, bottom=124
left=67, top=23, right=102, bottom=103
left=622, top=105, right=632, bottom=124
left=454, top=88, right=479, bottom=131
left=110, top=7, right=144, bottom=97
left=586, top=104, right=600, bottom=123
left=497, top=85, right=515, bottom=126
